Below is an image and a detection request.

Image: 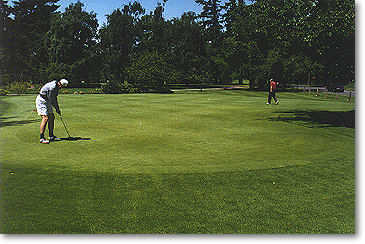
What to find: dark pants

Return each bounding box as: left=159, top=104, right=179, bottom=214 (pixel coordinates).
left=268, top=91, right=278, bottom=104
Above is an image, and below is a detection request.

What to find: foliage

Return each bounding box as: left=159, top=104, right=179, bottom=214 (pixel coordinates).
left=166, top=12, right=206, bottom=84
left=100, top=80, right=142, bottom=94
left=126, top=51, right=175, bottom=92
left=120, top=81, right=143, bottom=94
left=0, top=0, right=355, bottom=89
left=100, top=80, right=123, bottom=94
left=223, top=0, right=354, bottom=88
left=195, top=0, right=223, bottom=48
left=0, top=88, right=8, bottom=96
left=4, top=0, right=59, bottom=82
left=99, top=2, right=145, bottom=83
left=45, top=1, right=99, bottom=86
left=42, top=62, right=72, bottom=82
left=59, top=87, right=102, bottom=94
left=0, top=0, right=11, bottom=86
left=7, top=81, right=31, bottom=94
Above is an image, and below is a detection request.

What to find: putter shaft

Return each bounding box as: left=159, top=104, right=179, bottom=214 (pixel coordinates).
left=60, top=115, right=71, bottom=138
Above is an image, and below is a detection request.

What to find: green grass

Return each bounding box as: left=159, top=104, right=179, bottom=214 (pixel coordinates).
left=0, top=90, right=355, bottom=233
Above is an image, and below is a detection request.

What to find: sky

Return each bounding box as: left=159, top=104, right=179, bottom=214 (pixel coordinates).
left=58, top=0, right=215, bottom=26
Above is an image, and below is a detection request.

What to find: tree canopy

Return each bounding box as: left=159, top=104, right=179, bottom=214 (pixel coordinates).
left=0, top=0, right=355, bottom=90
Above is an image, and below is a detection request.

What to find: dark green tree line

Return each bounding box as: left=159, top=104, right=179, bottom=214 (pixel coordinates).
left=223, top=0, right=354, bottom=89
left=0, top=0, right=355, bottom=92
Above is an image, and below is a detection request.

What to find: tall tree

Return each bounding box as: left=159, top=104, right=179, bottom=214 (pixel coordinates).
left=195, top=0, right=223, bottom=48
left=223, top=0, right=354, bottom=88
left=0, top=0, right=11, bottom=85
left=137, top=1, right=169, bottom=54
left=46, top=1, right=99, bottom=84
left=99, top=1, right=145, bottom=83
left=222, top=0, right=249, bottom=85
left=195, top=0, right=226, bottom=83
left=7, top=0, right=60, bottom=82
left=167, top=12, right=206, bottom=83
left=310, top=0, right=355, bottom=84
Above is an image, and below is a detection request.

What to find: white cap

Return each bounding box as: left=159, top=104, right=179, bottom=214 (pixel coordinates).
left=59, top=79, right=69, bottom=86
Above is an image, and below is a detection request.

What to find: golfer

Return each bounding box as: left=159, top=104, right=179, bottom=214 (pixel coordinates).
left=35, top=79, right=68, bottom=144
left=267, top=78, right=279, bottom=105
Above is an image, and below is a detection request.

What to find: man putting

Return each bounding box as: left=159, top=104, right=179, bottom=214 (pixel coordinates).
left=267, top=78, right=279, bottom=105
left=35, top=79, right=68, bottom=144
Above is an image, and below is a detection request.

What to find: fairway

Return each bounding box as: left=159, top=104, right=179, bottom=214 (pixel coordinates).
left=0, top=90, right=355, bottom=233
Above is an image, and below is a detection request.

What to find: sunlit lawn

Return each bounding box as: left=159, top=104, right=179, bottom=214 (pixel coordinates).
left=0, top=90, right=355, bottom=233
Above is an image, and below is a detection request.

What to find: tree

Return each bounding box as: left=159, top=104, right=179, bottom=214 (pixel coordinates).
left=312, top=0, right=355, bottom=84
left=195, top=0, right=223, bottom=48
left=137, top=1, right=169, bottom=54
left=223, top=1, right=268, bottom=88
left=222, top=0, right=250, bottom=85
left=223, top=0, right=354, bottom=88
left=7, top=0, right=60, bottom=82
left=99, top=1, right=145, bottom=83
left=166, top=12, right=206, bottom=84
left=194, top=0, right=227, bottom=83
left=46, top=1, right=99, bottom=85
left=126, top=50, right=175, bottom=92
left=0, top=0, right=11, bottom=85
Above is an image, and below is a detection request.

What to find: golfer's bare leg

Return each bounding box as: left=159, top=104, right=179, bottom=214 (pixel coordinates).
left=40, top=115, right=49, bottom=136
left=48, top=113, right=55, bottom=137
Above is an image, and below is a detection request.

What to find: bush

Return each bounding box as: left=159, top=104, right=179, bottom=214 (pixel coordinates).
left=126, top=51, right=175, bottom=92
left=0, top=88, right=9, bottom=96
left=120, top=81, right=142, bottom=94
left=101, top=80, right=142, bottom=94
left=100, top=80, right=123, bottom=94
left=7, top=81, right=32, bottom=94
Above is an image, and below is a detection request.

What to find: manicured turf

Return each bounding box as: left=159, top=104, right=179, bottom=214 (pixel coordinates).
left=0, top=90, right=355, bottom=233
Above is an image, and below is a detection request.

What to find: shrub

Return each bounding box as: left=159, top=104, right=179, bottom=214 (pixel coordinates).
left=120, top=81, right=142, bottom=94
left=101, top=80, right=142, bottom=94
left=100, top=80, right=123, bottom=94
left=0, top=88, right=9, bottom=96
left=7, top=81, right=32, bottom=94
left=94, top=88, right=102, bottom=94
left=126, top=51, right=175, bottom=92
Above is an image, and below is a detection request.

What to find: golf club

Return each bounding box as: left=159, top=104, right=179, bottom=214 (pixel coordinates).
left=58, top=114, right=91, bottom=141
left=59, top=114, right=72, bottom=138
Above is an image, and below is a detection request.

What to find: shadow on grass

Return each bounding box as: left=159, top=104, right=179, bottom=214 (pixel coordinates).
left=269, top=110, right=355, bottom=128
left=0, top=116, right=39, bottom=128
left=0, top=160, right=355, bottom=233
left=58, top=137, right=92, bottom=141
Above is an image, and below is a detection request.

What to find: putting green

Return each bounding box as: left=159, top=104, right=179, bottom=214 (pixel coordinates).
left=0, top=90, right=355, bottom=234
left=0, top=92, right=354, bottom=175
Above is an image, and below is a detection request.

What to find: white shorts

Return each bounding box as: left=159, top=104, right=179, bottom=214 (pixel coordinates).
left=35, top=95, right=53, bottom=116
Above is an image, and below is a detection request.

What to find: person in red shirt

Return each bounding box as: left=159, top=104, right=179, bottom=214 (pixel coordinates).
left=267, top=79, right=279, bottom=105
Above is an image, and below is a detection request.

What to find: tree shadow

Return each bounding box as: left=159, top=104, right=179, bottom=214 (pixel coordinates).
left=0, top=116, right=39, bottom=128
left=269, top=110, right=355, bottom=128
